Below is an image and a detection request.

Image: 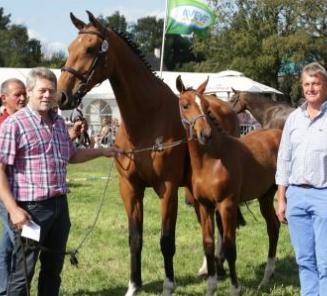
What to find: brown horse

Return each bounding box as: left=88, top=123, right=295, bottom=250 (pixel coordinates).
left=57, top=11, right=240, bottom=295
left=179, top=87, right=282, bottom=295
left=176, top=76, right=243, bottom=277
left=229, top=91, right=294, bottom=129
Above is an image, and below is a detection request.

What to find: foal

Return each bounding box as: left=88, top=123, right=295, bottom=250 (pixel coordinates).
left=179, top=89, right=281, bottom=295
left=230, top=91, right=294, bottom=129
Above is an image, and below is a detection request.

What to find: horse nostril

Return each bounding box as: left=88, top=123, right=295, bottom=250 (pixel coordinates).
left=57, top=91, right=70, bottom=110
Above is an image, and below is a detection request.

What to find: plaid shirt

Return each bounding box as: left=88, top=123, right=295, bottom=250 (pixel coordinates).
left=0, top=105, right=77, bottom=201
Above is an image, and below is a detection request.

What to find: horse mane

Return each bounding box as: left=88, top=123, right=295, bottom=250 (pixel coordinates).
left=110, top=28, right=164, bottom=82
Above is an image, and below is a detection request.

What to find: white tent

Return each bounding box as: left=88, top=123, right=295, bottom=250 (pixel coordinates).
left=0, top=68, right=282, bottom=131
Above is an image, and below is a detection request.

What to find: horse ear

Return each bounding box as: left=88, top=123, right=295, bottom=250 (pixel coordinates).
left=197, top=76, right=209, bottom=94
left=176, top=75, right=186, bottom=93
left=231, top=88, right=238, bottom=94
left=86, top=10, right=105, bottom=33
left=70, top=12, right=86, bottom=30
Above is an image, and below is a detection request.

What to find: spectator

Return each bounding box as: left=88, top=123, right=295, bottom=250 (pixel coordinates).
left=0, top=67, right=122, bottom=296
left=0, top=78, right=27, bottom=296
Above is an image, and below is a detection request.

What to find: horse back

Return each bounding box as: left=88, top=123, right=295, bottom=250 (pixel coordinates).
left=238, top=128, right=282, bottom=199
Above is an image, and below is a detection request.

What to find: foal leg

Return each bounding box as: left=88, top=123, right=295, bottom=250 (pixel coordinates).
left=119, top=177, right=145, bottom=296
left=199, top=204, right=217, bottom=296
left=158, top=183, right=179, bottom=296
left=215, top=209, right=226, bottom=279
left=220, top=202, right=241, bottom=296
left=258, top=185, right=280, bottom=288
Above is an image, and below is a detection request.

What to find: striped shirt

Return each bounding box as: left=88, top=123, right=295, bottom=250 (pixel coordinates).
left=0, top=105, right=77, bottom=201
left=276, top=100, right=327, bottom=188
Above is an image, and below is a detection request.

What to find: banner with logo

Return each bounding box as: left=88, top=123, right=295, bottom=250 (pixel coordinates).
left=166, top=0, right=216, bottom=36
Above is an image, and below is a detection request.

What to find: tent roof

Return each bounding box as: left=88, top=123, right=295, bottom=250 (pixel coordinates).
left=0, top=68, right=283, bottom=99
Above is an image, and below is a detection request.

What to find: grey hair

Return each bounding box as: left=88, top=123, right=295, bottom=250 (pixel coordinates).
left=26, top=67, right=57, bottom=90
left=1, top=78, right=25, bottom=95
left=302, top=62, right=327, bottom=82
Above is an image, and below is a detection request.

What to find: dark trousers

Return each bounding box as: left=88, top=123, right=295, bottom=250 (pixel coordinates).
left=7, top=195, right=71, bottom=296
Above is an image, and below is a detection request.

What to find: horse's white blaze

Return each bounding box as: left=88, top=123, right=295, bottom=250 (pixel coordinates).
left=195, top=94, right=204, bottom=115
left=207, top=275, right=218, bottom=296
left=162, top=277, right=175, bottom=296
left=125, top=280, right=138, bottom=296
left=258, top=257, right=276, bottom=289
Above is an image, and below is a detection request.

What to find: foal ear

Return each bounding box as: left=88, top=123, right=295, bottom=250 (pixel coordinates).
left=176, top=75, right=186, bottom=93
left=86, top=10, right=105, bottom=33
left=70, top=13, right=86, bottom=30
left=197, top=76, right=209, bottom=95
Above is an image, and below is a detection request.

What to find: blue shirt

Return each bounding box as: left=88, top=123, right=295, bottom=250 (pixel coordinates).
left=276, top=100, right=327, bottom=188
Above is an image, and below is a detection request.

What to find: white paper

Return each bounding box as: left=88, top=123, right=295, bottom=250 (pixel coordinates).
left=21, top=220, right=41, bottom=242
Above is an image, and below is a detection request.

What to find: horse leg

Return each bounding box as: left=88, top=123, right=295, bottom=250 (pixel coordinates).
left=119, top=177, right=145, bottom=296
left=198, top=203, right=217, bottom=296
left=219, top=202, right=241, bottom=296
left=159, top=184, right=179, bottom=296
left=215, top=209, right=226, bottom=279
left=258, top=185, right=280, bottom=289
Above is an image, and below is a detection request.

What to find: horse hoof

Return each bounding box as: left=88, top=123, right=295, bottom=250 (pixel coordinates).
left=162, top=277, right=175, bottom=296
left=206, top=275, right=217, bottom=296
left=230, top=284, right=241, bottom=296
left=258, top=257, right=276, bottom=289
left=125, top=280, right=140, bottom=296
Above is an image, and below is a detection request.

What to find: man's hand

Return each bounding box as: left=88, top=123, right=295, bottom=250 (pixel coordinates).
left=9, top=206, right=32, bottom=230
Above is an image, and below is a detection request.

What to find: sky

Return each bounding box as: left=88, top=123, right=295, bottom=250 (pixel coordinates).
left=1, top=0, right=165, bottom=55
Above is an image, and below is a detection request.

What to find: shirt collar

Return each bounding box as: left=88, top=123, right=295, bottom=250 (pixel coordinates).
left=300, top=100, right=327, bottom=117
left=26, top=104, right=59, bottom=123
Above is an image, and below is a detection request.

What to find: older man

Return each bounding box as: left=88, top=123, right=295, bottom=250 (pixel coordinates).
left=0, top=78, right=27, bottom=296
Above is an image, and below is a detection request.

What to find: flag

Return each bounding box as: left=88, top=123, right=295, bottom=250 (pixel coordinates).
left=166, top=0, right=216, bottom=37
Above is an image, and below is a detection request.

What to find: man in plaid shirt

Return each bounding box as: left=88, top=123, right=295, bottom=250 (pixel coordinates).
left=0, top=67, right=122, bottom=296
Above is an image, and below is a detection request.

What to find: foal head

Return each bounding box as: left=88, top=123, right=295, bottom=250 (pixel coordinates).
left=229, top=90, right=247, bottom=113
left=58, top=11, right=112, bottom=109
left=176, top=76, right=212, bottom=145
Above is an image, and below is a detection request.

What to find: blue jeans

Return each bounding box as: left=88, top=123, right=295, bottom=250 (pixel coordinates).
left=0, top=201, right=14, bottom=295
left=7, top=195, right=71, bottom=296
left=286, top=186, right=327, bottom=296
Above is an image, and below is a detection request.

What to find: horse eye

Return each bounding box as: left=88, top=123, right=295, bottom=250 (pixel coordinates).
left=182, top=104, right=189, bottom=110
left=86, top=47, right=96, bottom=55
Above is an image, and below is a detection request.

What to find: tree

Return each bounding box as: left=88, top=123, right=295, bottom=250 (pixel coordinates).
left=131, top=16, right=164, bottom=55
left=98, top=11, right=127, bottom=33
left=187, top=0, right=327, bottom=104
left=0, top=7, right=42, bottom=67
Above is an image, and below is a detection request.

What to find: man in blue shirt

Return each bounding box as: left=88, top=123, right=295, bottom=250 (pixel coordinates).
left=276, top=62, right=327, bottom=296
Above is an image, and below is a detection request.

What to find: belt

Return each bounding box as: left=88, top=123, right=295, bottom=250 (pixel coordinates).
left=295, top=184, right=313, bottom=189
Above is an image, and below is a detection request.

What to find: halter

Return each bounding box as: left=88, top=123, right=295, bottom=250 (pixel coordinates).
left=61, top=30, right=109, bottom=106
left=180, top=111, right=207, bottom=140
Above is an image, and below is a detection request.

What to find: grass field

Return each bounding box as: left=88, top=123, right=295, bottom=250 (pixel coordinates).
left=1, top=158, right=300, bottom=295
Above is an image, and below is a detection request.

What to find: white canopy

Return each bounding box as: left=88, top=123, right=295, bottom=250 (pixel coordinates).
left=0, top=68, right=283, bottom=102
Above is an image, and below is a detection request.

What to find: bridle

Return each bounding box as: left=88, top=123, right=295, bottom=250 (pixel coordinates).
left=179, top=95, right=207, bottom=140
left=61, top=30, right=109, bottom=106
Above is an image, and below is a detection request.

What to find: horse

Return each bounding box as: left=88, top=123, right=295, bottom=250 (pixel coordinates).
left=229, top=91, right=295, bottom=129
left=178, top=83, right=282, bottom=295
left=176, top=76, right=244, bottom=278
left=57, top=11, right=240, bottom=295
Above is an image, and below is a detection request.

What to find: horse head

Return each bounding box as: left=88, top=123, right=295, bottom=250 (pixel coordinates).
left=58, top=11, right=113, bottom=110
left=177, top=76, right=212, bottom=145
left=229, top=89, right=247, bottom=113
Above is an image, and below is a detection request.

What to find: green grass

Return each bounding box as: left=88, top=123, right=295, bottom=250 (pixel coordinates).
left=1, top=158, right=300, bottom=295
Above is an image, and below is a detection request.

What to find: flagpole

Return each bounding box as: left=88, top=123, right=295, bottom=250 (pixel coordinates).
left=159, top=0, right=169, bottom=78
